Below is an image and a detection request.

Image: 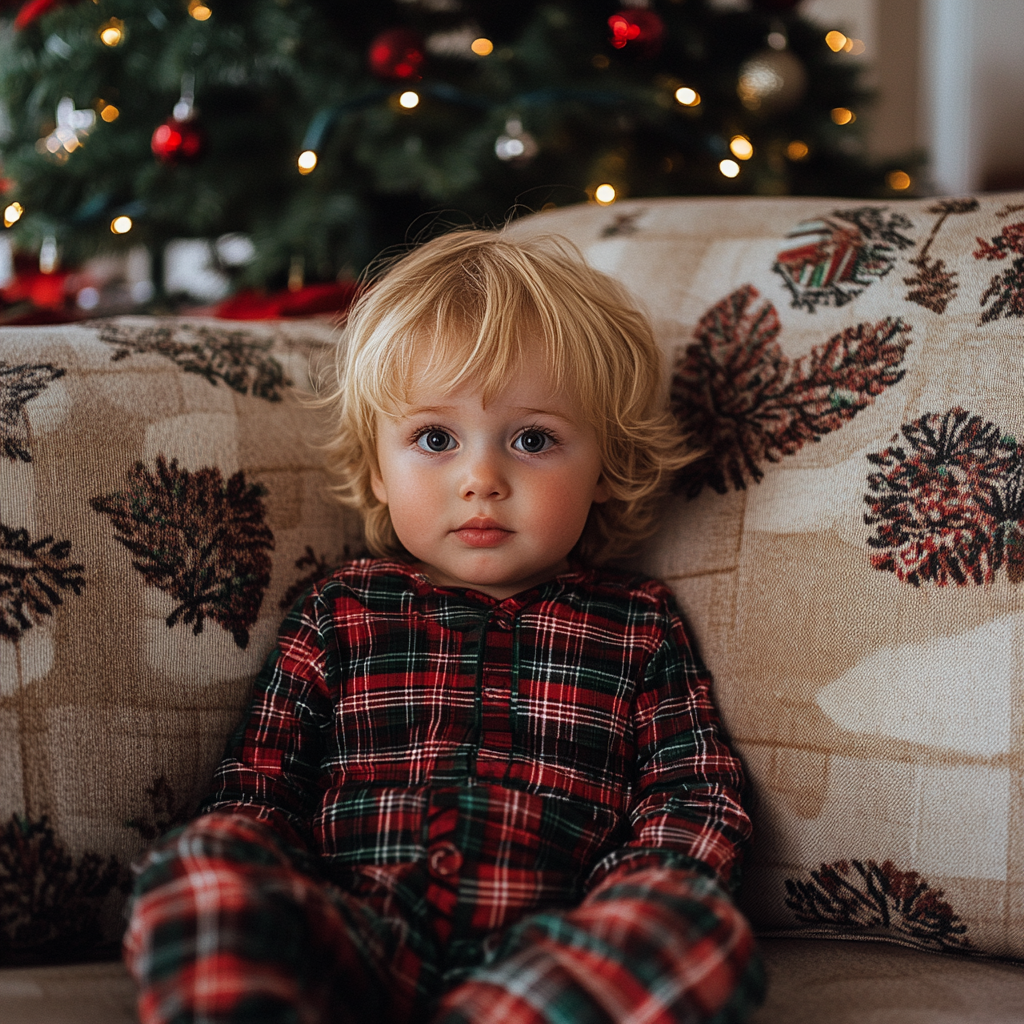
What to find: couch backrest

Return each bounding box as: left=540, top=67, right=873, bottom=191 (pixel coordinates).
left=4, top=190, right=1024, bottom=967
left=0, top=316, right=361, bottom=965
left=511, top=191, right=1024, bottom=961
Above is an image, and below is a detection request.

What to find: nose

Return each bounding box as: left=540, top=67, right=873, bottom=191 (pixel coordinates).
left=460, top=446, right=509, bottom=500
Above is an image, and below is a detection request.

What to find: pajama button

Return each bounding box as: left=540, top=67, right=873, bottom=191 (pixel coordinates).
left=428, top=842, right=463, bottom=877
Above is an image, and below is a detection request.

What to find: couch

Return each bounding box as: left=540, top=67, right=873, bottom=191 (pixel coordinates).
left=2, top=191, right=1024, bottom=1022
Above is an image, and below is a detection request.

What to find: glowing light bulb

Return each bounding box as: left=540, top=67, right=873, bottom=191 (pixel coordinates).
left=594, top=184, right=616, bottom=205
left=188, top=1, right=212, bottom=20
left=786, top=140, right=809, bottom=161
left=99, top=18, right=124, bottom=46
left=719, top=159, right=740, bottom=178
left=100, top=103, right=120, bottom=122
left=111, top=216, right=133, bottom=234
left=297, top=150, right=318, bottom=174
left=831, top=107, right=855, bottom=125
left=674, top=87, right=700, bottom=107
left=887, top=170, right=912, bottom=191
left=3, top=202, right=23, bottom=228
left=471, top=38, right=493, bottom=56
left=825, top=30, right=847, bottom=52
left=729, top=135, right=754, bottom=160
left=399, top=91, right=420, bottom=109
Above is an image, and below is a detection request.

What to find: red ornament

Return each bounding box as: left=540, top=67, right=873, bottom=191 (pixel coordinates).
left=151, top=116, right=206, bottom=165
left=13, top=0, right=76, bottom=29
left=608, top=9, right=664, bottom=57
left=368, top=28, right=425, bottom=80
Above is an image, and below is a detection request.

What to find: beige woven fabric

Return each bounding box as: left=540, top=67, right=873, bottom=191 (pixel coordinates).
left=0, top=317, right=361, bottom=962
left=512, top=192, right=1024, bottom=960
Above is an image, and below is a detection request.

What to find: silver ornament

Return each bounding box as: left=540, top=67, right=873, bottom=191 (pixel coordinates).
left=737, top=49, right=807, bottom=114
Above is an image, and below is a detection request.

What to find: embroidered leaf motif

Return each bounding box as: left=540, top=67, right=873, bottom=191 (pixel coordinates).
left=784, top=859, right=971, bottom=953
left=90, top=456, right=274, bottom=649
left=0, top=814, right=124, bottom=966
left=671, top=285, right=912, bottom=496
left=600, top=209, right=645, bottom=237
left=279, top=545, right=349, bottom=611
left=124, top=775, right=192, bottom=843
left=0, top=362, right=65, bottom=462
left=903, top=198, right=978, bottom=314
left=0, top=524, right=85, bottom=642
left=864, top=408, right=1024, bottom=586
left=773, top=206, right=915, bottom=312
left=96, top=321, right=289, bottom=400
left=973, top=221, right=1024, bottom=324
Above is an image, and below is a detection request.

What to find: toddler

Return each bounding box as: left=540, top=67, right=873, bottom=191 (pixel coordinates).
left=124, top=229, right=764, bottom=1024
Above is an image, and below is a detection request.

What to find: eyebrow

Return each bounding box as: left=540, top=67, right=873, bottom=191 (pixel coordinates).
left=402, top=404, right=576, bottom=423
left=401, top=405, right=456, bottom=417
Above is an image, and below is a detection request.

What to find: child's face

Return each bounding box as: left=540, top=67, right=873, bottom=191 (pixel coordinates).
left=371, top=353, right=609, bottom=600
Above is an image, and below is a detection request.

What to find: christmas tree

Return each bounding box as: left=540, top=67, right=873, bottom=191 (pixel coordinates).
left=0, top=0, right=918, bottom=310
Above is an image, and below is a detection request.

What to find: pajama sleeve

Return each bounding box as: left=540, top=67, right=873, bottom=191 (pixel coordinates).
left=199, top=586, right=334, bottom=857
left=585, top=589, right=753, bottom=895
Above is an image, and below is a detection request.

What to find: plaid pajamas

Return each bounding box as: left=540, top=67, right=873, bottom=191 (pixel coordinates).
left=125, top=560, right=764, bottom=1023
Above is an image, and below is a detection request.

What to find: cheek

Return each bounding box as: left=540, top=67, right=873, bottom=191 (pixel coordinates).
left=531, top=471, right=596, bottom=539
left=378, top=461, right=441, bottom=534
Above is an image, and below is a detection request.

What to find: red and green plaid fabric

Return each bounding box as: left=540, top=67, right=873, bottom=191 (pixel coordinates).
left=124, top=560, right=764, bottom=1022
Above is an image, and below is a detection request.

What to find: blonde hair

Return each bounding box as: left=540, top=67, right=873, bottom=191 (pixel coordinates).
left=322, top=228, right=698, bottom=564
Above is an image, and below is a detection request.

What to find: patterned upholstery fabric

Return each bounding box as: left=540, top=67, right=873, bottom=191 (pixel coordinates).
left=511, top=191, right=1024, bottom=960
left=0, top=317, right=361, bottom=966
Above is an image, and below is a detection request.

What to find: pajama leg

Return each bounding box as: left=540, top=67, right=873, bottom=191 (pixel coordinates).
left=433, top=867, right=764, bottom=1024
left=123, top=813, right=427, bottom=1024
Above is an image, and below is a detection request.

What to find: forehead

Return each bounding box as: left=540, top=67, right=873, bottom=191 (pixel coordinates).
left=398, top=350, right=570, bottom=411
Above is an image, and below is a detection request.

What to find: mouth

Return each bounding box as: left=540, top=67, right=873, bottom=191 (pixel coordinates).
left=452, top=518, right=513, bottom=548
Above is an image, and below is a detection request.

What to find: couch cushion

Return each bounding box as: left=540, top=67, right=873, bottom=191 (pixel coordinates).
left=0, top=317, right=361, bottom=965
left=2, top=937, right=1021, bottom=1024
left=751, top=938, right=1024, bottom=1024
left=510, top=192, right=1024, bottom=960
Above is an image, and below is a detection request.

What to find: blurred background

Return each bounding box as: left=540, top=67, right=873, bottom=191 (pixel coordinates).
left=0, top=0, right=1020, bottom=323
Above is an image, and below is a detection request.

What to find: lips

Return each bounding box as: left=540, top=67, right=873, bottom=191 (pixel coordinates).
left=453, top=517, right=513, bottom=548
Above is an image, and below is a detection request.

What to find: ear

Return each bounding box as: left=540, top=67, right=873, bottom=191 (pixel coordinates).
left=592, top=474, right=610, bottom=504
left=370, top=468, right=388, bottom=505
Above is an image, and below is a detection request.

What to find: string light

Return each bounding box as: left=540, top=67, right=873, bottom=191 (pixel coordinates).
left=38, top=97, right=96, bottom=156
left=825, top=31, right=864, bottom=55
left=594, top=184, right=616, bottom=205
left=188, top=0, right=212, bottom=20
left=99, top=102, right=119, bottom=123
left=831, top=107, right=855, bottom=125
left=786, top=140, right=809, bottom=161
left=729, top=135, right=753, bottom=160
left=297, top=150, right=318, bottom=174
left=99, top=18, right=124, bottom=46
left=471, top=38, right=493, bottom=56
left=887, top=170, right=911, bottom=191
left=111, top=215, right=133, bottom=234
left=398, top=91, right=420, bottom=109
left=719, top=159, right=740, bottom=178
left=825, top=30, right=847, bottom=52
left=674, top=86, right=700, bottom=107
left=3, top=202, right=23, bottom=228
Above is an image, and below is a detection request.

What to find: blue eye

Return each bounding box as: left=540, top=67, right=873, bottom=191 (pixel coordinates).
left=514, top=429, right=554, bottom=454
left=417, top=429, right=455, bottom=453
